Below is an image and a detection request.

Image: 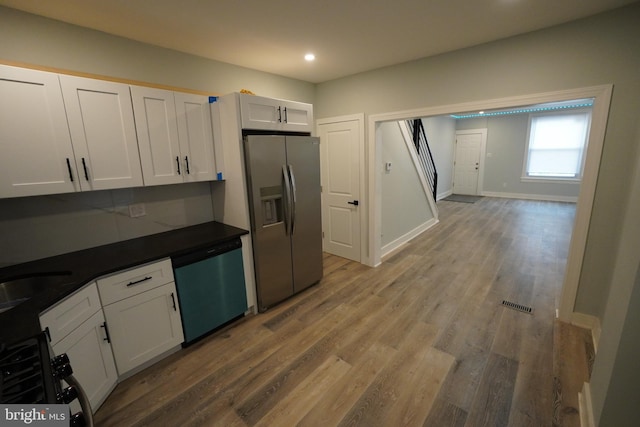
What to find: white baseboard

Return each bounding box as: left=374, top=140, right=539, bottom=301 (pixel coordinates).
left=436, top=189, right=452, bottom=201
left=571, top=312, right=602, bottom=353
left=481, top=191, right=578, bottom=203
left=381, top=218, right=438, bottom=260
left=579, top=382, right=596, bottom=427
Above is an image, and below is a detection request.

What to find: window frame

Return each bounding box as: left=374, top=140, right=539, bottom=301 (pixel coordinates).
left=521, top=109, right=592, bottom=183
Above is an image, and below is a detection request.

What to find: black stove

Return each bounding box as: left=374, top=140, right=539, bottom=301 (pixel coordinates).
left=1, top=333, right=91, bottom=426
left=0, top=334, right=58, bottom=404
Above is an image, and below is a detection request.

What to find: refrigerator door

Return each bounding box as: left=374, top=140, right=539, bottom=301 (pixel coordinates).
left=244, top=135, right=294, bottom=311
left=286, top=136, right=323, bottom=292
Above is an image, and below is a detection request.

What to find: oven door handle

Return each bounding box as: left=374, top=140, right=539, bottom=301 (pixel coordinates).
left=65, top=374, right=95, bottom=427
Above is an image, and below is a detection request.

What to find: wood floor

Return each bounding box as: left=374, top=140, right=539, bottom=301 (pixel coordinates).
left=94, top=197, right=593, bottom=426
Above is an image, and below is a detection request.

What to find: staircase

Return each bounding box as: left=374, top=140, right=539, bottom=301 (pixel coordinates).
left=407, top=119, right=438, bottom=201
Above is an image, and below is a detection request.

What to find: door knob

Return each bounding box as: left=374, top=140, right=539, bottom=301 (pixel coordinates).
left=347, top=200, right=359, bottom=206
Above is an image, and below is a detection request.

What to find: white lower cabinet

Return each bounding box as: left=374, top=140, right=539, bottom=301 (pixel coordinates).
left=102, top=282, right=183, bottom=375
left=40, top=259, right=184, bottom=411
left=39, top=283, right=117, bottom=414
left=52, top=310, right=118, bottom=414
left=98, top=260, right=184, bottom=376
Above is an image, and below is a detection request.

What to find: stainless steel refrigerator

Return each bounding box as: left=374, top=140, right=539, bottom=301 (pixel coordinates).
left=244, top=134, right=323, bottom=312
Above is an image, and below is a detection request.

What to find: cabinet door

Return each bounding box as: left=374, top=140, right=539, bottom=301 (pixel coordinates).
left=0, top=65, right=77, bottom=197
left=239, top=94, right=314, bottom=133
left=103, top=282, right=183, bottom=375
left=52, top=310, right=118, bottom=414
left=39, top=283, right=102, bottom=346
left=239, top=94, right=282, bottom=131
left=175, top=93, right=216, bottom=182
left=131, top=86, right=183, bottom=186
left=280, top=99, right=314, bottom=133
left=60, top=75, right=143, bottom=191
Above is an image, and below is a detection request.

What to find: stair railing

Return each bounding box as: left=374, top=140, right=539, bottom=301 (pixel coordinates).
left=407, top=119, right=438, bottom=201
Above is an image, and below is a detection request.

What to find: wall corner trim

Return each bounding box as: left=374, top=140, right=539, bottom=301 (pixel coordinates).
left=579, top=382, right=597, bottom=427
left=571, top=312, right=602, bottom=352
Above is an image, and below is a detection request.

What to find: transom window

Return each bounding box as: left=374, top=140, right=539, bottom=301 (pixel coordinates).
left=524, top=110, right=591, bottom=180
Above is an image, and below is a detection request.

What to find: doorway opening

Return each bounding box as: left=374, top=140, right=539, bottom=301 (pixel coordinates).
left=368, top=85, right=613, bottom=320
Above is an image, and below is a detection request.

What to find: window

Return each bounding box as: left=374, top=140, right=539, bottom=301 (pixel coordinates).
left=524, top=111, right=591, bottom=180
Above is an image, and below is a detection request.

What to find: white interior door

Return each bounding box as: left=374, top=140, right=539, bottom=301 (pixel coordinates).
left=318, top=117, right=363, bottom=262
left=453, top=129, right=486, bottom=195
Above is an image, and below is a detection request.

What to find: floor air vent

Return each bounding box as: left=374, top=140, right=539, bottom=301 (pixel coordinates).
left=501, top=300, right=533, bottom=314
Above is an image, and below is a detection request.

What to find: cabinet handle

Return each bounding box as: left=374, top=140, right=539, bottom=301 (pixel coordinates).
left=176, top=156, right=181, bottom=175
left=43, top=327, right=52, bottom=343
left=277, top=106, right=282, bottom=123
left=170, top=292, right=177, bottom=311
left=66, top=158, right=74, bottom=182
left=126, top=276, right=152, bottom=287
left=185, top=156, right=190, bottom=174
left=81, top=158, right=89, bottom=181
left=283, top=107, right=288, bottom=123
left=101, top=322, right=111, bottom=343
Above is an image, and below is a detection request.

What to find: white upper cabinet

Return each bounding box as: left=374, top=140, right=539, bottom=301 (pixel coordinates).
left=131, top=86, right=183, bottom=186
left=131, top=87, right=216, bottom=186
left=60, top=75, right=143, bottom=191
left=174, top=92, right=217, bottom=182
left=1, top=64, right=219, bottom=198
left=239, top=93, right=313, bottom=133
left=0, top=65, right=77, bottom=197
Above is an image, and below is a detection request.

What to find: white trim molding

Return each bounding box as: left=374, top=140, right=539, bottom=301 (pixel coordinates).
left=579, top=382, right=596, bottom=427
left=482, top=191, right=578, bottom=203
left=571, top=312, right=602, bottom=353
left=381, top=217, right=438, bottom=260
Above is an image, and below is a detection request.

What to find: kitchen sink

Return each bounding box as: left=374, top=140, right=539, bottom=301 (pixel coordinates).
left=0, top=272, right=72, bottom=314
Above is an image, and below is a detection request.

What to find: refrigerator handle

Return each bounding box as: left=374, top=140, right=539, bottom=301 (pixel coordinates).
left=282, top=165, right=292, bottom=235
left=288, top=164, right=297, bottom=235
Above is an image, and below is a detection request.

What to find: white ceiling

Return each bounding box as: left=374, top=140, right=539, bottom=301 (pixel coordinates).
left=1, top=0, right=636, bottom=83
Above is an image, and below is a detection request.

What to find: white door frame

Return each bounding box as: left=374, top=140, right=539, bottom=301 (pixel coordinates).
left=454, top=128, right=487, bottom=195
left=367, top=85, right=613, bottom=321
left=316, top=113, right=366, bottom=263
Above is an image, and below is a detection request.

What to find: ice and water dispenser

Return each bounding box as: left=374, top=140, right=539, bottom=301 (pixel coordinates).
left=260, top=185, right=284, bottom=226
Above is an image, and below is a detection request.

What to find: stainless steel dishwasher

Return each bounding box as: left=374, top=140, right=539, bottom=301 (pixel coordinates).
left=171, top=238, right=247, bottom=344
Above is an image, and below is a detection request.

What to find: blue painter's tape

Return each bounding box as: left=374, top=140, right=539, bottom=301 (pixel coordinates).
left=209, top=96, right=218, bottom=103
left=217, top=172, right=223, bottom=180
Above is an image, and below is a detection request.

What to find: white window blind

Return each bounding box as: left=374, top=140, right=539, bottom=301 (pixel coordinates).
left=525, top=112, right=591, bottom=179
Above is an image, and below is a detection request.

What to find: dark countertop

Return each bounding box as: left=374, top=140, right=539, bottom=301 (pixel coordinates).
left=0, top=221, right=248, bottom=346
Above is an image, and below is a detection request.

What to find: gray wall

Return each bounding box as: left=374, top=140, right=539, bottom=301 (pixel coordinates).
left=315, top=4, right=640, bottom=323
left=0, top=7, right=315, bottom=103
left=597, top=263, right=640, bottom=426
left=589, top=122, right=640, bottom=425
left=380, top=122, right=433, bottom=248
left=0, top=6, right=316, bottom=266
left=456, top=115, right=581, bottom=200
left=421, top=116, right=456, bottom=199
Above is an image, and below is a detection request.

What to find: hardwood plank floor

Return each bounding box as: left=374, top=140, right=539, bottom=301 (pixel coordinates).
left=94, top=197, right=591, bottom=426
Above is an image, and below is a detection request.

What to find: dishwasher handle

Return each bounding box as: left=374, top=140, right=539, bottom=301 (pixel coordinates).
left=171, top=238, right=242, bottom=268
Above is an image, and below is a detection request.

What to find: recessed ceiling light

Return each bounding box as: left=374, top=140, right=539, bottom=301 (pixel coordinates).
left=304, top=53, right=316, bottom=61
left=479, top=111, right=485, bottom=114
